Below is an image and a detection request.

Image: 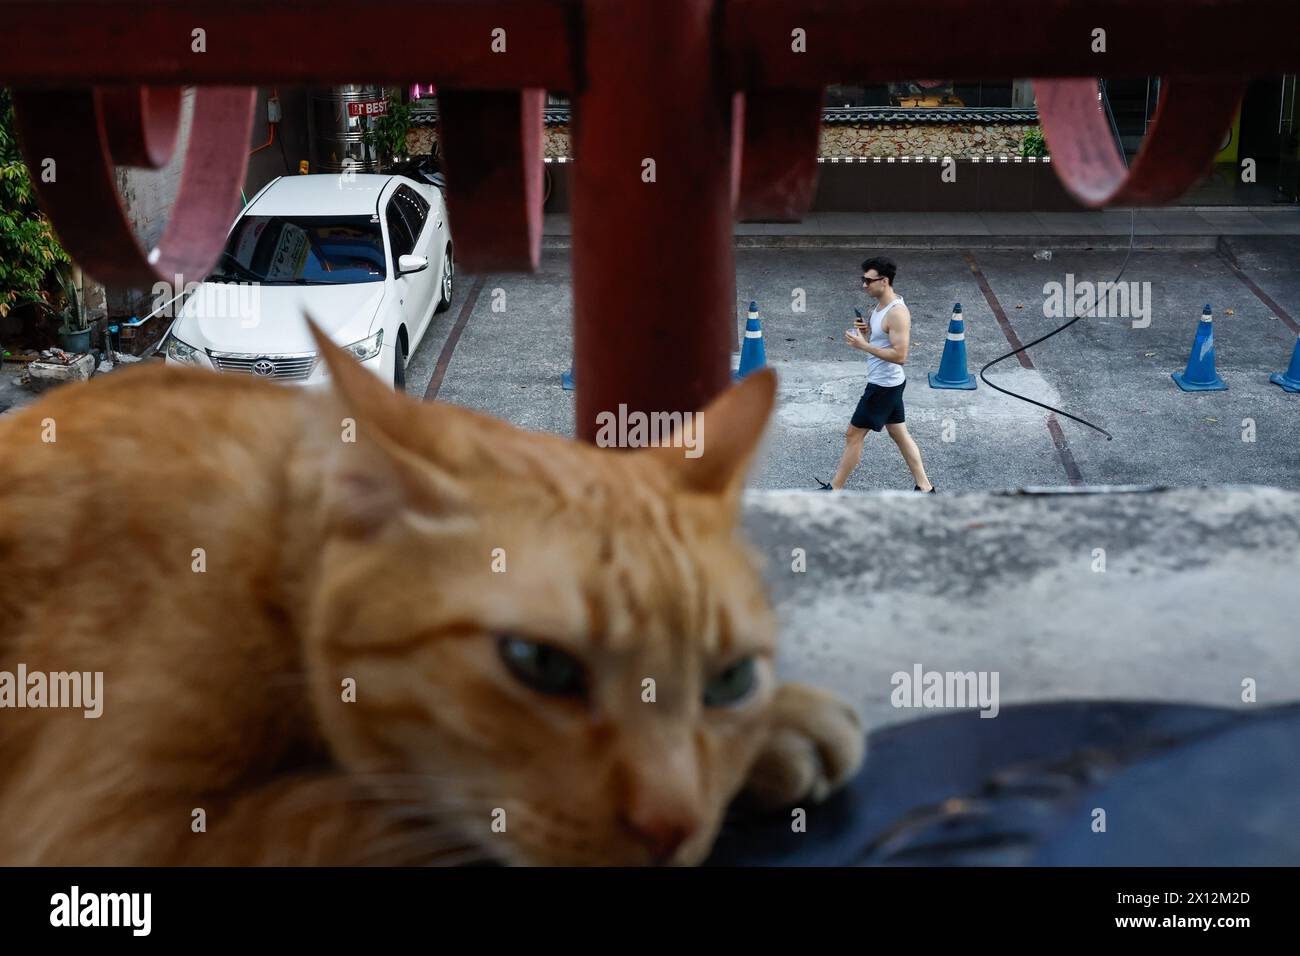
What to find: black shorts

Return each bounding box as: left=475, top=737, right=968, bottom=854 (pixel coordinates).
left=850, top=381, right=906, bottom=431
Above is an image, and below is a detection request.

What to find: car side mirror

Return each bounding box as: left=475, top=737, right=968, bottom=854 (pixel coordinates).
left=398, top=254, right=429, bottom=275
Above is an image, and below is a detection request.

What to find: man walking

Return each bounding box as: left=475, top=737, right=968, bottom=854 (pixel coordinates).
left=817, top=256, right=935, bottom=493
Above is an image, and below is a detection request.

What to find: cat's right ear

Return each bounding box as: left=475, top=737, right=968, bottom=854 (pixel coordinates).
left=648, top=367, right=777, bottom=501
left=306, top=316, right=467, bottom=535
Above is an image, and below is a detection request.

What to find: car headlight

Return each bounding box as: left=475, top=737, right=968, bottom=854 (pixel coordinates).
left=162, top=331, right=203, bottom=366
left=344, top=329, right=383, bottom=362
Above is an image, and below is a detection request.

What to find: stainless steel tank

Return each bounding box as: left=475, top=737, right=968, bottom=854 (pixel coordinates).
left=308, top=84, right=383, bottom=173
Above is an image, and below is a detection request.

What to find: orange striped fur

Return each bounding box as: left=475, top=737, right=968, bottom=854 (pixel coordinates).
left=0, top=330, right=861, bottom=865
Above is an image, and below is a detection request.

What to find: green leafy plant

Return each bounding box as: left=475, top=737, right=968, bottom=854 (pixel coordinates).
left=54, top=265, right=88, bottom=333
left=362, top=94, right=414, bottom=169
left=1021, top=126, right=1048, bottom=158
left=0, top=87, right=70, bottom=321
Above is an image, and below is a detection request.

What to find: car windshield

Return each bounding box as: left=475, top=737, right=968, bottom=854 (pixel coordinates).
left=209, top=214, right=387, bottom=285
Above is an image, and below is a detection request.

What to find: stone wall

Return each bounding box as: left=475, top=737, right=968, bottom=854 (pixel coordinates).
left=407, top=122, right=1038, bottom=161
left=820, top=123, right=1035, bottom=158
left=406, top=125, right=438, bottom=157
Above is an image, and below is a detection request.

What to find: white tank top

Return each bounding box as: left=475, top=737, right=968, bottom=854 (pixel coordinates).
left=866, top=296, right=906, bottom=386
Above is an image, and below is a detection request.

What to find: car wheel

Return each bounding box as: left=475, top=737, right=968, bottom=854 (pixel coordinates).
left=435, top=246, right=454, bottom=313
left=394, top=339, right=407, bottom=392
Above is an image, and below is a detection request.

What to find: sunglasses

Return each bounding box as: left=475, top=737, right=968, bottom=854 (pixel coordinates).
left=862, top=275, right=884, bottom=285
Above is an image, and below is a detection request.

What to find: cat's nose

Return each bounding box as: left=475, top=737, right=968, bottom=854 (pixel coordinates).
left=618, top=807, right=700, bottom=864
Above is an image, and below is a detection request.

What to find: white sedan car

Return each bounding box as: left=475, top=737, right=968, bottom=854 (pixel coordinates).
left=158, top=173, right=453, bottom=390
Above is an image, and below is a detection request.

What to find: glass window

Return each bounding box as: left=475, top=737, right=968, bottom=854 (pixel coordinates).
left=395, top=185, right=429, bottom=237
left=385, top=200, right=415, bottom=261
left=822, top=82, right=1017, bottom=109
left=212, top=215, right=387, bottom=285
left=824, top=85, right=889, bottom=108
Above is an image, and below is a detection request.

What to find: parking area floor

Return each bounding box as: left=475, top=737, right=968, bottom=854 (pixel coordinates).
left=405, top=236, right=1300, bottom=491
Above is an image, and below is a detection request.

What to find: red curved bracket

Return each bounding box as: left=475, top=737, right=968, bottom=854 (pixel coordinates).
left=437, top=89, right=544, bottom=272
left=12, top=86, right=256, bottom=287
left=98, top=86, right=183, bottom=169
left=734, top=88, right=823, bottom=221
left=1033, top=77, right=1245, bottom=207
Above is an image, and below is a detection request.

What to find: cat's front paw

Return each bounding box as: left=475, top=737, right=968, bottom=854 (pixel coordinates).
left=743, top=682, right=865, bottom=810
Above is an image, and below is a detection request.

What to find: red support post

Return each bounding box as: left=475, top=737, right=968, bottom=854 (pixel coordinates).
left=571, top=0, right=737, bottom=443
left=734, top=88, right=824, bottom=222
left=438, top=89, right=546, bottom=272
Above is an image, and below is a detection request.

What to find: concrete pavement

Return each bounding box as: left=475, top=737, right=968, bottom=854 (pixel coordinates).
left=405, top=236, right=1300, bottom=492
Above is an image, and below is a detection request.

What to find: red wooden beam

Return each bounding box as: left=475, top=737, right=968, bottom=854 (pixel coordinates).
left=733, top=89, right=823, bottom=222
left=0, top=0, right=579, bottom=89
left=97, top=86, right=183, bottom=169
left=438, top=90, right=546, bottom=272
left=11, top=87, right=256, bottom=288
left=571, top=0, right=736, bottom=442
left=1034, top=77, right=1246, bottom=207
left=724, top=0, right=1300, bottom=88
left=3, top=1, right=1297, bottom=89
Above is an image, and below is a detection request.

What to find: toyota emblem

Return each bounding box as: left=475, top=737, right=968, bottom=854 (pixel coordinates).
left=252, top=359, right=276, bottom=377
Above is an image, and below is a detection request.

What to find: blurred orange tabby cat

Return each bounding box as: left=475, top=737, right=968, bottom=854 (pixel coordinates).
left=0, top=327, right=861, bottom=865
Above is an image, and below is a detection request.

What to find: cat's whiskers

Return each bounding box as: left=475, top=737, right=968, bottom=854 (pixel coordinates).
left=348, top=822, right=494, bottom=867
left=266, top=771, right=492, bottom=835
left=346, top=771, right=488, bottom=808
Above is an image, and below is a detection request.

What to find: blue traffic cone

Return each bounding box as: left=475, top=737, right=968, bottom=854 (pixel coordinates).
left=1269, top=335, right=1300, bottom=393
left=735, top=301, right=766, bottom=380
left=1172, top=305, right=1227, bottom=392
left=561, top=362, right=575, bottom=390
left=928, top=302, right=977, bottom=390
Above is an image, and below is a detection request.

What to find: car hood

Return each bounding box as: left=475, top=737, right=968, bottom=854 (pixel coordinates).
left=173, top=282, right=386, bottom=353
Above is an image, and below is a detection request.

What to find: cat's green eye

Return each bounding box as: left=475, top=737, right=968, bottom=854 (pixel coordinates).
left=497, top=636, right=587, bottom=698
left=703, top=657, right=758, bottom=707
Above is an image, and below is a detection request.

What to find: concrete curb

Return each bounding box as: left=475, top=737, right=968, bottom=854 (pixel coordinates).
left=741, top=485, right=1300, bottom=733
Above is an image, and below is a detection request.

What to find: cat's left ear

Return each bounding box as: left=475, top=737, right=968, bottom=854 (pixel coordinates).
left=649, top=368, right=777, bottom=500
left=307, top=316, right=467, bottom=533
left=308, top=314, right=410, bottom=439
